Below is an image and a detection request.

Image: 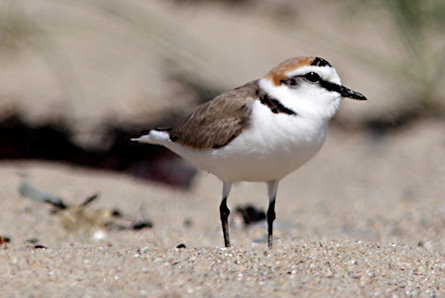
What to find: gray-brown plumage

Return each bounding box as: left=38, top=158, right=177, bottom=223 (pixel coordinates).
left=167, top=80, right=259, bottom=150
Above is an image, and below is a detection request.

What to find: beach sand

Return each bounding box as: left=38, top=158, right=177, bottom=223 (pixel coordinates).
left=1, top=119, right=444, bottom=296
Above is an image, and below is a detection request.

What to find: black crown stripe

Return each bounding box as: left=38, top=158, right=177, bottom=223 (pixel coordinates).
left=311, top=57, right=332, bottom=67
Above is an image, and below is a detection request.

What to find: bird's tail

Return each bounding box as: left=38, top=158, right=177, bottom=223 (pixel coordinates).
left=131, top=129, right=171, bottom=145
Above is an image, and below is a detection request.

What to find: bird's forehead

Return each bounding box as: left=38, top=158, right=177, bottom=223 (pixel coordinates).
left=265, top=56, right=339, bottom=86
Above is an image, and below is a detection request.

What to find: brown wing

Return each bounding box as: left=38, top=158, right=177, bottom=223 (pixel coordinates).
left=168, top=80, right=259, bottom=150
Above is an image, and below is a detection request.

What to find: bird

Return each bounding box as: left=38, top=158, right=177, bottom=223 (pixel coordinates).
left=132, top=56, right=366, bottom=248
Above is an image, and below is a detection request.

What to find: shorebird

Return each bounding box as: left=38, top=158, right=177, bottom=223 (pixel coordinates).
left=132, top=56, right=366, bottom=248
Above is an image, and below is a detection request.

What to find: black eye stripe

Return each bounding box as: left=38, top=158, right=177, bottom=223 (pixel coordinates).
left=279, top=78, right=298, bottom=86
left=280, top=73, right=342, bottom=93
left=319, top=80, right=341, bottom=93
left=279, top=71, right=366, bottom=100
left=280, top=72, right=321, bottom=86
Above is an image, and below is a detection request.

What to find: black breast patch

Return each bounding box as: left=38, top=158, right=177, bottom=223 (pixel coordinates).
left=256, top=88, right=297, bottom=116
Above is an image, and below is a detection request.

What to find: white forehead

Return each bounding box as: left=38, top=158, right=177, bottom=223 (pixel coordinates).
left=285, top=65, right=341, bottom=85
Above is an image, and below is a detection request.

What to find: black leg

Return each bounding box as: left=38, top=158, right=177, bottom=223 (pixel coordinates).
left=267, top=198, right=276, bottom=248
left=220, top=197, right=230, bottom=247
left=266, top=181, right=279, bottom=248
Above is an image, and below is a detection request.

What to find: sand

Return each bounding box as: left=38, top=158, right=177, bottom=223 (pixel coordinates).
left=2, top=242, right=443, bottom=297
left=1, top=119, right=444, bottom=297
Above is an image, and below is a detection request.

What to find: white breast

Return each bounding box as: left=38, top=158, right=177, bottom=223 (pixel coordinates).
left=166, top=100, right=329, bottom=183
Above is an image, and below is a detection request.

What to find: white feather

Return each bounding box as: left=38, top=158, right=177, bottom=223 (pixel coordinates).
left=166, top=99, right=329, bottom=182
left=131, top=130, right=171, bottom=145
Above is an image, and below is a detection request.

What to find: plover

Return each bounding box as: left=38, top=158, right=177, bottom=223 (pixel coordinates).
left=132, top=56, right=366, bottom=248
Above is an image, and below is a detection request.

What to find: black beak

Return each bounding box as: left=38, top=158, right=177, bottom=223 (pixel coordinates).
left=338, top=85, right=367, bottom=100
left=319, top=80, right=367, bottom=100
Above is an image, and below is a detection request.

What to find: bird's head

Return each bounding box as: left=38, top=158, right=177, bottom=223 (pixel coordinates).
left=259, top=56, right=366, bottom=120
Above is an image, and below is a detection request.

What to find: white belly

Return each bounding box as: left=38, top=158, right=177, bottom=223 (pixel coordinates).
left=167, top=101, right=329, bottom=182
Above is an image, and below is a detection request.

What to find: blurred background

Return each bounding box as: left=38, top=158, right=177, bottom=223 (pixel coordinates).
left=0, top=0, right=444, bottom=188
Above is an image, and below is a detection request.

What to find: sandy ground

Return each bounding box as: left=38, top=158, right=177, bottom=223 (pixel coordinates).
left=1, top=119, right=444, bottom=297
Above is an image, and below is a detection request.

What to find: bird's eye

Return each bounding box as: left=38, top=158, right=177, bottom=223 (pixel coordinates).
left=304, top=72, right=321, bottom=83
